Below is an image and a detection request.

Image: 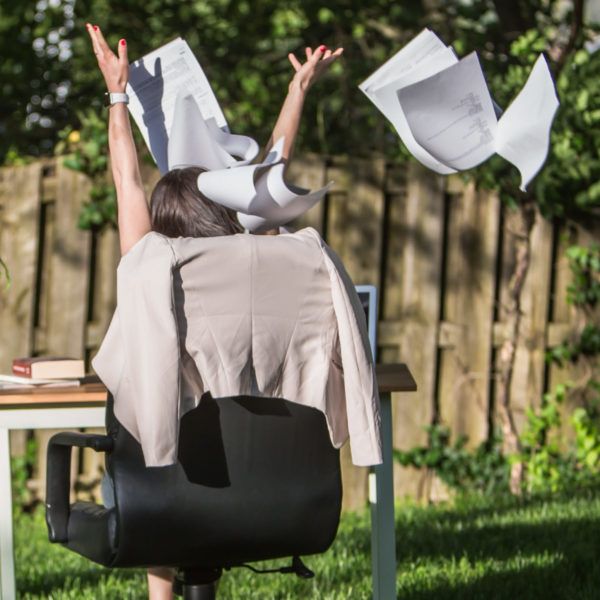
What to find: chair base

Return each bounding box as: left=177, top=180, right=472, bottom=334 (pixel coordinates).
left=173, top=568, right=222, bottom=599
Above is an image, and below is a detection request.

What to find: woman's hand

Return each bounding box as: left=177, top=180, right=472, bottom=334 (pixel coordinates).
left=266, top=44, right=343, bottom=169
left=287, top=45, right=344, bottom=94
left=86, top=23, right=129, bottom=93
left=86, top=23, right=150, bottom=256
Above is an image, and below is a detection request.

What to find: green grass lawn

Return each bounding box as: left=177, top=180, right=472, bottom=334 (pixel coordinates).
left=14, top=488, right=600, bottom=599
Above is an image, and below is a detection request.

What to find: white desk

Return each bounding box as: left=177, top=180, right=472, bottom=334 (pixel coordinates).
left=0, top=367, right=416, bottom=600
left=0, top=384, right=106, bottom=600
left=370, top=364, right=417, bottom=600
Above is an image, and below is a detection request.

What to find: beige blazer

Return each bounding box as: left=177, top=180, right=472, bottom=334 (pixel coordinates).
left=92, top=227, right=381, bottom=467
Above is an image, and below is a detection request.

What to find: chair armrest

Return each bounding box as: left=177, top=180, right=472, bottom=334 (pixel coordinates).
left=49, top=432, right=114, bottom=452
left=46, top=432, right=113, bottom=543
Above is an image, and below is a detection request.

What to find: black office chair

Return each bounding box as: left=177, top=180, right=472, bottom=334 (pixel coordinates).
left=45, top=393, right=342, bottom=599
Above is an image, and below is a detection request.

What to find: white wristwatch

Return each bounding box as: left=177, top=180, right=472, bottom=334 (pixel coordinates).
left=105, top=92, right=129, bottom=107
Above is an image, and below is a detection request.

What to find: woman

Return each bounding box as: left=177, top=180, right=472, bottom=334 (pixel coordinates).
left=86, top=23, right=343, bottom=254
left=87, top=24, right=347, bottom=600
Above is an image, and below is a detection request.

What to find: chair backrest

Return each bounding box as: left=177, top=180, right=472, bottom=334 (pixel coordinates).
left=104, top=393, right=342, bottom=569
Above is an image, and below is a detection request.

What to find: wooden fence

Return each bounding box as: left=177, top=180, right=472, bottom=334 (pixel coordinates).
left=0, top=156, right=595, bottom=510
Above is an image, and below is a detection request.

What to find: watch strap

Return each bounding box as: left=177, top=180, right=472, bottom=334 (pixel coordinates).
left=105, top=92, right=129, bottom=106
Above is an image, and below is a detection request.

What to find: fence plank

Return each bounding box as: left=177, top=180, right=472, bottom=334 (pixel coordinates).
left=548, top=224, right=599, bottom=442
left=2, top=156, right=600, bottom=506
left=506, top=207, right=553, bottom=433
left=0, top=162, right=42, bottom=371
left=45, top=164, right=92, bottom=358
left=328, top=157, right=385, bottom=286
left=383, top=163, right=445, bottom=500
left=326, top=156, right=386, bottom=511
left=0, top=163, right=43, bottom=462
left=86, top=228, right=119, bottom=365
left=287, top=153, right=328, bottom=233
left=438, top=182, right=499, bottom=447
left=546, top=223, right=575, bottom=442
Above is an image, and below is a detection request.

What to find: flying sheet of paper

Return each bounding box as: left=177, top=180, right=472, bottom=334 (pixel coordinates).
left=127, top=39, right=332, bottom=229
left=360, top=29, right=560, bottom=189
left=370, top=46, right=459, bottom=174
left=197, top=137, right=332, bottom=232
left=397, top=52, right=498, bottom=171
left=359, top=28, right=449, bottom=96
left=495, top=54, right=560, bottom=191
left=360, top=28, right=459, bottom=174
left=127, top=37, right=230, bottom=174
left=167, top=92, right=259, bottom=172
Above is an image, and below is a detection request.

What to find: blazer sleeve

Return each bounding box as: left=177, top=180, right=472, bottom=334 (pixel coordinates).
left=306, top=229, right=382, bottom=466
left=92, top=233, right=182, bottom=466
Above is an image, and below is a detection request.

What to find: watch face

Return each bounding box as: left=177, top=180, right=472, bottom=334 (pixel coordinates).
left=104, top=92, right=113, bottom=107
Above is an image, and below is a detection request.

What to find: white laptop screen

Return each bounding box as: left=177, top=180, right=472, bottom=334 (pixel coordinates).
left=355, top=285, right=377, bottom=358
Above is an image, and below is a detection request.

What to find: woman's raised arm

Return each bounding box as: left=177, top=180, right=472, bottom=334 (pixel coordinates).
left=87, top=24, right=151, bottom=256
left=267, top=44, right=344, bottom=166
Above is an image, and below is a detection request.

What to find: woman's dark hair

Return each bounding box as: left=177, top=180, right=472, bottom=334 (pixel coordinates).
left=150, top=166, right=243, bottom=238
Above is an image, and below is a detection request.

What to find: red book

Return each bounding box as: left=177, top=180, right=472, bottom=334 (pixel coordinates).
left=12, top=357, right=85, bottom=379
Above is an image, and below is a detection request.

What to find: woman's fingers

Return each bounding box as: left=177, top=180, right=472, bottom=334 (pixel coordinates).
left=118, top=38, right=128, bottom=65
left=86, top=23, right=117, bottom=60
left=288, top=52, right=302, bottom=72
left=288, top=44, right=343, bottom=84
left=321, top=47, right=343, bottom=60
left=319, top=47, right=343, bottom=69
left=93, top=25, right=109, bottom=52
left=86, top=23, right=129, bottom=91
left=313, top=45, right=326, bottom=61
left=311, top=45, right=342, bottom=66
left=86, top=23, right=101, bottom=55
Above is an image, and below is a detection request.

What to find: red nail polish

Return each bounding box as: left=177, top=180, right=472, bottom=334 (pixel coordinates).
left=86, top=23, right=91, bottom=28
left=319, top=45, right=327, bottom=52
left=121, top=39, right=126, bottom=46
left=94, top=25, right=98, bottom=31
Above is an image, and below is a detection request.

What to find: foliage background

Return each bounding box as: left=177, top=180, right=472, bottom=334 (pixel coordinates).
left=2, top=0, right=600, bottom=496
left=2, top=1, right=598, bottom=197
left=2, top=0, right=600, bottom=223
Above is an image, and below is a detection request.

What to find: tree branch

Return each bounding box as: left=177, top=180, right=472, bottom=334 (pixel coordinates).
left=552, top=0, right=585, bottom=78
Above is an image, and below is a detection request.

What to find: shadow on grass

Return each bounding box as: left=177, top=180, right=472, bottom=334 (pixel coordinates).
left=17, top=488, right=600, bottom=599
left=400, top=514, right=599, bottom=557
left=394, top=488, right=600, bottom=600
left=399, top=560, right=598, bottom=600
left=18, top=565, right=144, bottom=597
left=396, top=494, right=600, bottom=559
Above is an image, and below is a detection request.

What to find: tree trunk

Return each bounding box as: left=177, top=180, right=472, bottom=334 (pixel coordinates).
left=496, top=197, right=536, bottom=494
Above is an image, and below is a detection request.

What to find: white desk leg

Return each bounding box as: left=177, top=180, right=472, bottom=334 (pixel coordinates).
left=0, top=427, right=16, bottom=600
left=370, top=392, right=396, bottom=600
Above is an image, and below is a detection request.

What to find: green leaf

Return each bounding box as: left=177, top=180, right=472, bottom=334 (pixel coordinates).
left=62, top=156, right=84, bottom=172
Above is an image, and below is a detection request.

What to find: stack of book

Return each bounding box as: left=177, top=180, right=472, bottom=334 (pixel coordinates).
left=0, top=357, right=86, bottom=390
